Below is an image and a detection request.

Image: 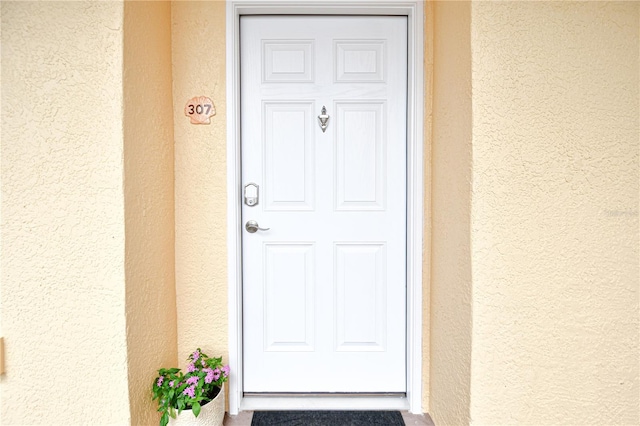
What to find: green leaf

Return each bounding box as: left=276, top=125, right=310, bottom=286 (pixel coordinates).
left=192, top=402, right=201, bottom=417
left=160, top=412, right=169, bottom=426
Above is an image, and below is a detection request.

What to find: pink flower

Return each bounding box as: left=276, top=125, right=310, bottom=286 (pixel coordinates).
left=192, top=350, right=200, bottom=362
left=186, top=376, right=199, bottom=385
left=212, top=368, right=221, bottom=381
left=222, top=365, right=230, bottom=377
left=187, top=363, right=196, bottom=373
left=169, top=380, right=175, bottom=388
left=157, top=376, right=164, bottom=386
left=203, top=368, right=214, bottom=384
left=183, top=385, right=196, bottom=398
left=201, top=359, right=206, bottom=367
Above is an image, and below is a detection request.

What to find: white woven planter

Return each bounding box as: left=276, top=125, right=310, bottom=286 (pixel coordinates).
left=168, top=384, right=225, bottom=426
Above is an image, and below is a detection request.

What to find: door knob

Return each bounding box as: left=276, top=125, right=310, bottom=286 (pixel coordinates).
left=245, top=220, right=270, bottom=233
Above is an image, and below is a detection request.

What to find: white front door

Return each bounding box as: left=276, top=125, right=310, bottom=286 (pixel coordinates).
left=241, top=15, right=407, bottom=394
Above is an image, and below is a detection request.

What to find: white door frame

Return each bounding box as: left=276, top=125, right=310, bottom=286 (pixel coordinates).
left=226, top=0, right=424, bottom=415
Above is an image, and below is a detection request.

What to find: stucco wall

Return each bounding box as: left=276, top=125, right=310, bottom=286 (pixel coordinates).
left=172, top=1, right=228, bottom=363
left=429, top=2, right=473, bottom=424
left=1, top=2, right=131, bottom=424
left=469, top=2, right=639, bottom=424
left=421, top=1, right=434, bottom=414
left=123, top=2, right=177, bottom=425
left=2, top=2, right=637, bottom=425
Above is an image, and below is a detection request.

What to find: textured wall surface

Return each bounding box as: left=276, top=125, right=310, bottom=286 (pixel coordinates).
left=429, top=2, right=473, bottom=425
left=0, top=2, right=131, bottom=424
left=172, top=1, right=229, bottom=363
left=421, top=1, right=434, bottom=413
left=469, top=2, right=639, bottom=424
left=123, top=2, right=177, bottom=425
left=2, top=2, right=637, bottom=425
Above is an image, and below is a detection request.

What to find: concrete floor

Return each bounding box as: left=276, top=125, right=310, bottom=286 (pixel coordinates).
left=223, top=411, right=435, bottom=425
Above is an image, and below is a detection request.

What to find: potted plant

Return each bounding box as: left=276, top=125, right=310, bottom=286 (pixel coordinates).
left=153, top=349, right=229, bottom=426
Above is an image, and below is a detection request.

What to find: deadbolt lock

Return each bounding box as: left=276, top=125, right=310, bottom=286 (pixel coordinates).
left=244, top=183, right=259, bottom=207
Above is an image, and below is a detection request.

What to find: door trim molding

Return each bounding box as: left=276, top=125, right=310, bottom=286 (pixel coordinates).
left=226, top=0, right=425, bottom=415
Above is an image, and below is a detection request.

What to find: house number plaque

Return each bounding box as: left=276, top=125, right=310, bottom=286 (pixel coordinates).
left=184, top=96, right=216, bottom=124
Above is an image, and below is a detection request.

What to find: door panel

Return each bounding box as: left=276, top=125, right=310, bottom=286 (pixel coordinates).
left=335, top=40, right=385, bottom=82
left=335, top=242, right=387, bottom=352
left=335, top=101, right=386, bottom=210
left=241, top=15, right=407, bottom=393
left=264, top=243, right=315, bottom=352
left=264, top=101, right=315, bottom=210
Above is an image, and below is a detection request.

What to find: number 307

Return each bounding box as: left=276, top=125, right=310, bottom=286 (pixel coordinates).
left=188, top=104, right=212, bottom=115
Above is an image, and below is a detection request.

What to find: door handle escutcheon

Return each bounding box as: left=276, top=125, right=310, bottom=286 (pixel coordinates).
left=245, top=220, right=270, bottom=233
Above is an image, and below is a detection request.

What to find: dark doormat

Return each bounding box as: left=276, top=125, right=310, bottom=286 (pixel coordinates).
left=251, top=410, right=405, bottom=426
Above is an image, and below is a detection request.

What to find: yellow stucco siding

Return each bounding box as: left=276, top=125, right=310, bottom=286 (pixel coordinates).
left=430, top=1, right=474, bottom=424
left=1, top=2, right=131, bottom=423
left=0, top=2, right=638, bottom=425
left=469, top=2, right=639, bottom=423
left=172, top=0, right=229, bottom=365
left=123, top=2, right=177, bottom=425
